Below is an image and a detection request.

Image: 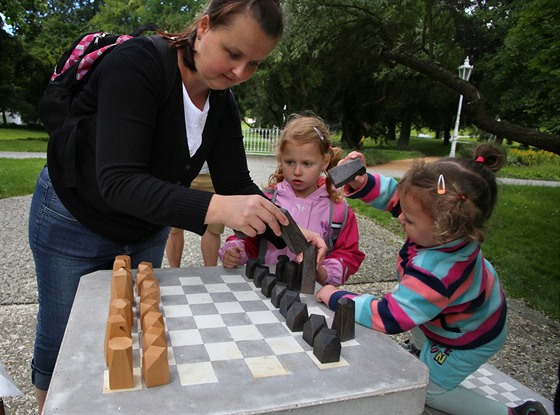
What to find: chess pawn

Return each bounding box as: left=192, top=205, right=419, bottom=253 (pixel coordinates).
left=261, top=274, right=277, bottom=298
left=107, top=336, right=134, bottom=389
left=245, top=258, right=260, bottom=280
left=253, top=264, right=269, bottom=288
left=142, top=310, right=164, bottom=333
left=137, top=261, right=153, bottom=273
left=303, top=314, right=327, bottom=346
left=286, top=302, right=308, bottom=332
left=279, top=290, right=300, bottom=318
left=140, top=297, right=159, bottom=320
left=140, top=284, right=161, bottom=305
left=313, top=328, right=341, bottom=364
left=136, top=269, right=156, bottom=297
left=270, top=282, right=288, bottom=308
left=142, top=345, right=169, bottom=388
left=142, top=325, right=167, bottom=351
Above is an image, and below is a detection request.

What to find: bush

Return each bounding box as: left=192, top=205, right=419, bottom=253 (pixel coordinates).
left=507, top=148, right=560, bottom=167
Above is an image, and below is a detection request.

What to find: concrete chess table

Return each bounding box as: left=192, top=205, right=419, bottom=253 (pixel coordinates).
left=44, top=266, right=428, bottom=414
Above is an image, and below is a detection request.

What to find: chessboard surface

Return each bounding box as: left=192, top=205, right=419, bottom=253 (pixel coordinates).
left=423, top=363, right=554, bottom=415
left=46, top=267, right=428, bottom=414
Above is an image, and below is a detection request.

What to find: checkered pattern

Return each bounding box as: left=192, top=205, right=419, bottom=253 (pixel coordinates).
left=106, top=272, right=359, bottom=391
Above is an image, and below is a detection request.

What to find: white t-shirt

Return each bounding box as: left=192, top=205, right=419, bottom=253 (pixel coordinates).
left=182, top=84, right=210, bottom=170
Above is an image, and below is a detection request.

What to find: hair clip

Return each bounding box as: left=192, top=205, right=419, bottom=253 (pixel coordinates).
left=313, top=127, right=325, bottom=141
left=475, top=156, right=485, bottom=163
left=437, top=174, right=446, bottom=195
left=458, top=194, right=467, bottom=201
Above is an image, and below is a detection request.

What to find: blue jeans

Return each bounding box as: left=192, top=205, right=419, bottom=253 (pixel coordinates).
left=28, top=166, right=170, bottom=390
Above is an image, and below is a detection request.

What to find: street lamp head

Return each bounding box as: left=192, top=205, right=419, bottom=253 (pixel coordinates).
left=458, top=56, right=473, bottom=81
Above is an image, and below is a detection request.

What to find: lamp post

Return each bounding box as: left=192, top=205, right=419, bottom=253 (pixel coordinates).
left=449, top=57, right=473, bottom=157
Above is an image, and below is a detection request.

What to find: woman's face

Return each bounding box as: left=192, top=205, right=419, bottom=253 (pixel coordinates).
left=194, top=13, right=279, bottom=90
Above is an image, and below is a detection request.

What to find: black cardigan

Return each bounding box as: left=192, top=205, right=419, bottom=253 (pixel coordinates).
left=47, top=36, right=261, bottom=244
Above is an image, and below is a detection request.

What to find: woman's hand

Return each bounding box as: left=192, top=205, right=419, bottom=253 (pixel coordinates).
left=222, top=246, right=245, bottom=269
left=339, top=151, right=367, bottom=192
left=206, top=194, right=288, bottom=237
left=316, top=285, right=338, bottom=304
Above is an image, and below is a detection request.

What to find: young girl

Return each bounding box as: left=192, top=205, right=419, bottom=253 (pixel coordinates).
left=219, top=114, right=365, bottom=286
left=317, top=144, right=548, bottom=415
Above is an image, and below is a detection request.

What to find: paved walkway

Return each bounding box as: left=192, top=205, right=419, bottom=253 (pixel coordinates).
left=0, top=152, right=556, bottom=414
left=2, top=151, right=559, bottom=187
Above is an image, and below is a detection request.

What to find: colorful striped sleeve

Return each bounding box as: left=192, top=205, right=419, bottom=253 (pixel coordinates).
left=346, top=173, right=399, bottom=214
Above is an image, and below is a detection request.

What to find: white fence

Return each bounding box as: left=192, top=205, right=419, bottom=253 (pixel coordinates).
left=242, top=128, right=281, bottom=155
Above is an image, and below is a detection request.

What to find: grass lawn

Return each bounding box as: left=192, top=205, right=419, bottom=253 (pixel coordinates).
left=1, top=127, right=558, bottom=319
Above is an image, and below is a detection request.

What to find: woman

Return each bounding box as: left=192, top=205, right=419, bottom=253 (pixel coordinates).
left=29, top=1, right=325, bottom=411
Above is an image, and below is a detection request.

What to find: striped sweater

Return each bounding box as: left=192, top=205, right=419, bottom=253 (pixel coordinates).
left=326, top=173, right=507, bottom=349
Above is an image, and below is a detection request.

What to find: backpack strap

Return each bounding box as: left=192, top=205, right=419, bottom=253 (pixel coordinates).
left=148, top=35, right=176, bottom=106
left=327, top=198, right=349, bottom=254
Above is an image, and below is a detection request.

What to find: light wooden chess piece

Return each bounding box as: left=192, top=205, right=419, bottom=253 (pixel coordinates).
left=107, top=336, right=133, bottom=389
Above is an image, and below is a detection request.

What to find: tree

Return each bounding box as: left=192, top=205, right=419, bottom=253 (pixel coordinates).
left=258, top=0, right=560, bottom=154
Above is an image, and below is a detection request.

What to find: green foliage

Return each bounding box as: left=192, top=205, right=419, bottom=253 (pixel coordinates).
left=485, top=185, right=560, bottom=319
left=0, top=138, right=47, bottom=152
left=0, top=158, right=45, bottom=198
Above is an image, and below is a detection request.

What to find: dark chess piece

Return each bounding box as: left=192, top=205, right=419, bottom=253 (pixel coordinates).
left=303, top=314, right=327, bottom=346
left=275, top=255, right=290, bottom=283
left=286, top=261, right=302, bottom=292
left=327, top=157, right=366, bottom=188
left=261, top=274, right=277, bottom=298
left=245, top=258, right=260, bottom=280
left=300, top=245, right=317, bottom=295
left=253, top=264, right=269, bottom=288
left=271, top=282, right=288, bottom=308
left=331, top=297, right=355, bottom=342
left=286, top=302, right=308, bottom=332
left=279, top=290, right=301, bottom=318
left=278, top=208, right=310, bottom=254
left=313, top=328, right=341, bottom=364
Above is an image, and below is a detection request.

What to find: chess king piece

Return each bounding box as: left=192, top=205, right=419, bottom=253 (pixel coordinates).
left=286, top=302, right=308, bottom=332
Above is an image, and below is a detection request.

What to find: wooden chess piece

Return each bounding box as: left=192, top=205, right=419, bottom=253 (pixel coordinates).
left=142, top=345, right=169, bottom=388
left=107, top=336, right=133, bottom=389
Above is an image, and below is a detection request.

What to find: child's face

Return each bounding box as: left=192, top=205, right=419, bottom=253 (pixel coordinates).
left=281, top=142, right=329, bottom=198
left=398, top=192, right=436, bottom=247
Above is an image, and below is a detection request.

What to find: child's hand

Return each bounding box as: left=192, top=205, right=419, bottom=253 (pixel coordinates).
left=222, top=246, right=245, bottom=268
left=339, top=151, right=367, bottom=192
left=316, top=285, right=339, bottom=304
left=298, top=228, right=327, bottom=265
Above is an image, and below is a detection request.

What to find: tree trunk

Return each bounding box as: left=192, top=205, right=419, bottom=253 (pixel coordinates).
left=397, top=110, right=412, bottom=150
left=382, top=51, right=560, bottom=155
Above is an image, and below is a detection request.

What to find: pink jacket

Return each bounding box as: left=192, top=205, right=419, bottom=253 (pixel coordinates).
left=219, top=180, right=365, bottom=286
